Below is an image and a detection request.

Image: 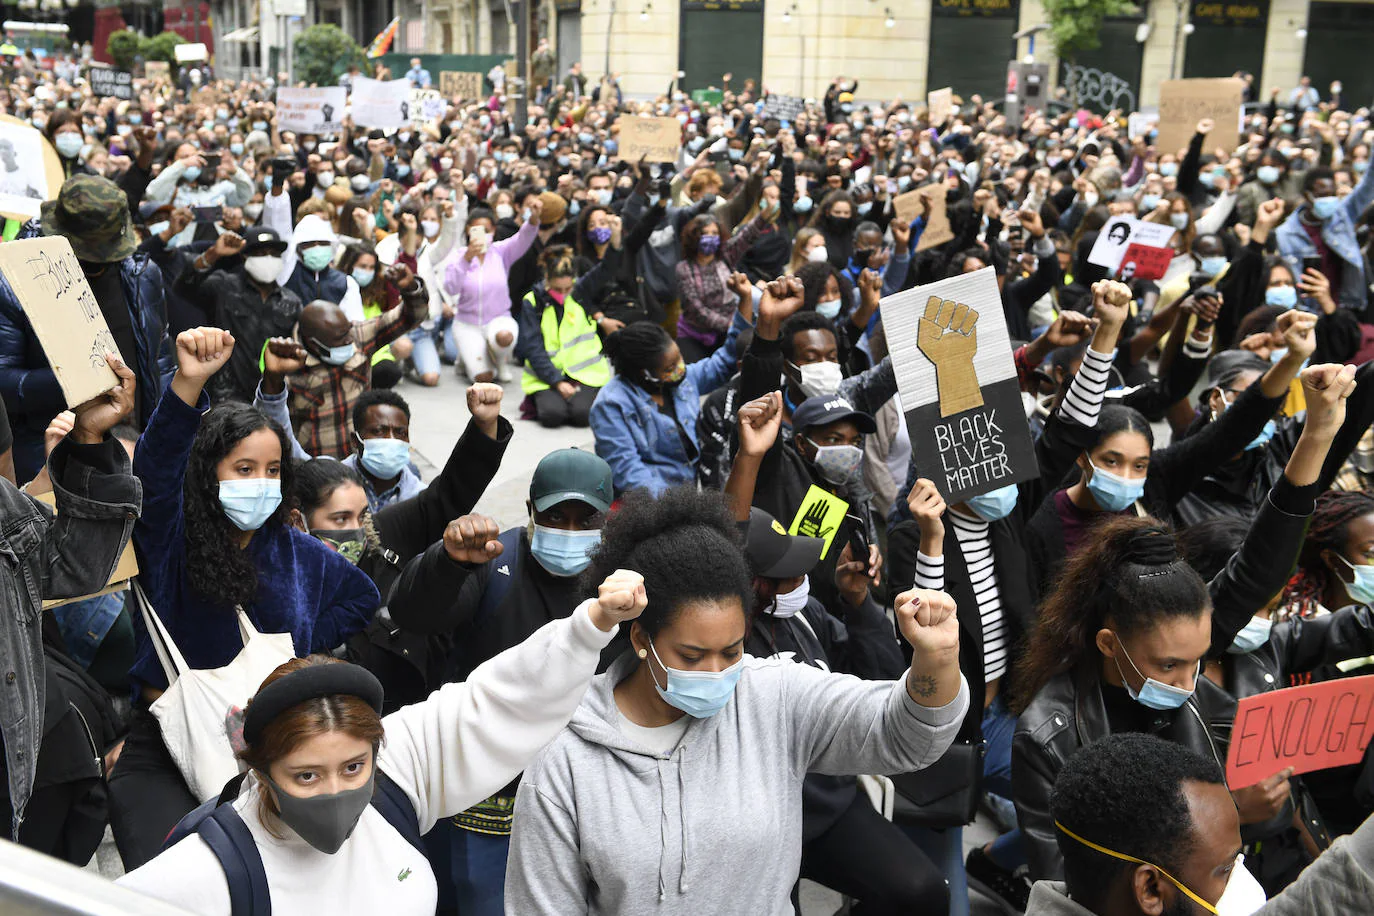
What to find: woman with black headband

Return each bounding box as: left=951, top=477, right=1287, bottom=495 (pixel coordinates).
left=117, top=563, right=649, bottom=914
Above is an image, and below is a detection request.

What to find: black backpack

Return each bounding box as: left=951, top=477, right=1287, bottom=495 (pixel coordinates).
left=162, top=770, right=426, bottom=916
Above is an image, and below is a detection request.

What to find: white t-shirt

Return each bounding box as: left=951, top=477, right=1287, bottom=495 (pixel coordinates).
left=616, top=709, right=691, bottom=756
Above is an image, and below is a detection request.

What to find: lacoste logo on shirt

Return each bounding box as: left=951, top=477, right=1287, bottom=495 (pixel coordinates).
left=497, top=565, right=510, bottom=576
left=398, top=867, right=412, bottom=882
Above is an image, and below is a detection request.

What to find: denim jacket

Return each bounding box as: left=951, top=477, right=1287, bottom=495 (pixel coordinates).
left=0, top=437, right=141, bottom=837
left=590, top=311, right=751, bottom=495
left=1275, top=163, right=1374, bottom=311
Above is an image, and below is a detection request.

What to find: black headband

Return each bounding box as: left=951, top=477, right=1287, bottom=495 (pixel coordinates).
left=243, top=663, right=385, bottom=747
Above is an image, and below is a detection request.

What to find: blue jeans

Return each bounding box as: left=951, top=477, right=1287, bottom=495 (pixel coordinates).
left=425, top=820, right=510, bottom=916
left=409, top=325, right=441, bottom=378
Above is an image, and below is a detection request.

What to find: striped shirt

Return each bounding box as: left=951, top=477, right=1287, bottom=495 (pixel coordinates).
left=1058, top=346, right=1116, bottom=428
left=914, top=509, right=1007, bottom=684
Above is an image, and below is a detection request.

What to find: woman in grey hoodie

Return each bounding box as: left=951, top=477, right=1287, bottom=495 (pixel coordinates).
left=506, top=487, right=969, bottom=915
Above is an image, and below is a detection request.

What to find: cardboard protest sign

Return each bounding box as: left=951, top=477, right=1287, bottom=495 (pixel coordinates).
left=893, top=185, right=955, bottom=252
left=350, top=77, right=411, bottom=130
left=277, top=87, right=346, bottom=135
left=1157, top=78, right=1244, bottom=155
left=191, top=87, right=221, bottom=108
left=439, top=71, right=484, bottom=100
left=761, top=94, right=805, bottom=122
left=882, top=267, right=1038, bottom=503
left=1088, top=216, right=1178, bottom=273
left=1117, top=243, right=1173, bottom=282
left=927, top=86, right=953, bottom=126
left=618, top=116, right=681, bottom=163
left=0, top=237, right=121, bottom=407
left=89, top=68, right=133, bottom=101
left=33, top=489, right=138, bottom=610
left=144, top=61, right=170, bottom=81
left=1226, top=676, right=1374, bottom=790
left=410, top=89, right=446, bottom=127
left=0, top=116, right=59, bottom=221
left=788, top=485, right=849, bottom=560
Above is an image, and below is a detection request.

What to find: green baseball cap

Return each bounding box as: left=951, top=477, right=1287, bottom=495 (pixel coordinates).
left=40, top=174, right=137, bottom=263
left=530, top=448, right=613, bottom=513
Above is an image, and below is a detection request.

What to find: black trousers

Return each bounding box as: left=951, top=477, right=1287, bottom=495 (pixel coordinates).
left=675, top=334, right=720, bottom=365
left=533, top=385, right=598, bottom=429
left=107, top=709, right=199, bottom=870
left=799, top=793, right=951, bottom=916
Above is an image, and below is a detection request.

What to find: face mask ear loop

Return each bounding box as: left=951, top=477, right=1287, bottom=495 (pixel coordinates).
left=1054, top=820, right=1220, bottom=915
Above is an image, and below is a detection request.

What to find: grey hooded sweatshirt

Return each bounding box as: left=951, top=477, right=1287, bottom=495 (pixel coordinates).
left=505, top=650, right=969, bottom=915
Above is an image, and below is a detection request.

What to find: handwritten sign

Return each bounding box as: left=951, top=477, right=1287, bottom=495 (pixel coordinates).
left=882, top=267, right=1038, bottom=503
left=1117, top=243, right=1173, bottom=282
left=144, top=61, right=170, bottom=81
left=1226, top=676, right=1374, bottom=790
left=350, top=77, right=411, bottom=130
left=439, top=71, right=484, bottom=100
left=277, top=87, right=346, bottom=135
left=410, top=88, right=446, bottom=127
left=1157, top=78, right=1244, bottom=154
left=1088, top=216, right=1178, bottom=273
left=89, top=68, right=133, bottom=101
left=618, top=116, right=681, bottom=163
left=761, top=94, right=805, bottom=122
left=788, top=485, right=849, bottom=560
left=0, top=237, right=121, bottom=407
left=927, top=86, right=954, bottom=126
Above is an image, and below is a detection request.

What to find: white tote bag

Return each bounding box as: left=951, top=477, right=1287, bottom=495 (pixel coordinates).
left=134, top=581, right=298, bottom=801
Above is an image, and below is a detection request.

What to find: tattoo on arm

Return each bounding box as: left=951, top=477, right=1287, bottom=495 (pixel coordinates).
left=909, top=673, right=938, bottom=698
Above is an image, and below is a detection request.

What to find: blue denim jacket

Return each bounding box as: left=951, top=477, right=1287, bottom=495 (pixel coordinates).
left=590, top=312, right=751, bottom=496
left=1275, top=164, right=1374, bottom=311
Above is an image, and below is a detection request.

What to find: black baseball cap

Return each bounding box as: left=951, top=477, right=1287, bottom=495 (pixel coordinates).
left=791, top=395, right=877, bottom=435
left=745, top=507, right=824, bottom=579
left=241, top=226, right=287, bottom=256
left=530, top=448, right=613, bottom=513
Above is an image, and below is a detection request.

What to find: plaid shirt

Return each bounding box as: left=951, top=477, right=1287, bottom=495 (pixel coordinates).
left=288, top=281, right=429, bottom=458
left=675, top=215, right=765, bottom=335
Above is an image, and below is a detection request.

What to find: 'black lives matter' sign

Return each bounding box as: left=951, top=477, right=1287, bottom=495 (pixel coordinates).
left=882, top=267, right=1037, bottom=504
left=89, top=68, right=133, bottom=101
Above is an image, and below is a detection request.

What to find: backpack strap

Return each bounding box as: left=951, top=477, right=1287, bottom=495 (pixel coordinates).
left=372, top=771, right=425, bottom=856
left=195, top=804, right=272, bottom=916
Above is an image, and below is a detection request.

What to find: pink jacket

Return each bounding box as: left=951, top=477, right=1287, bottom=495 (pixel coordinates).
left=442, top=219, right=539, bottom=325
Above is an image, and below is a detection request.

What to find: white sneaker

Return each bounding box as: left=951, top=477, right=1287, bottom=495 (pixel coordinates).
left=497, top=363, right=512, bottom=383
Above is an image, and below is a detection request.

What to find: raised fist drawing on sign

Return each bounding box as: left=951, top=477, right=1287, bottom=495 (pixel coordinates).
left=796, top=499, right=835, bottom=541
left=917, top=295, right=984, bottom=417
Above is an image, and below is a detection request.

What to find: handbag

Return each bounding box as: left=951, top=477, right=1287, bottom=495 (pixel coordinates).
left=134, top=581, right=297, bottom=802
left=889, top=739, right=986, bottom=829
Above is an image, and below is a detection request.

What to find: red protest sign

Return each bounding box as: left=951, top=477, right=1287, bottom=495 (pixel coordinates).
left=1116, top=243, right=1172, bottom=282
left=1226, top=675, right=1374, bottom=790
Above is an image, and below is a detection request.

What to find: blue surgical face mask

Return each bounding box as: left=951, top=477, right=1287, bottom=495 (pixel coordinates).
left=358, top=437, right=409, bottom=479
left=218, top=478, right=282, bottom=531
left=530, top=524, right=601, bottom=577
left=396, top=164, right=411, bottom=178
left=1336, top=555, right=1374, bottom=605
left=815, top=296, right=842, bottom=320
left=1198, top=171, right=1216, bottom=189
left=55, top=132, right=83, bottom=159
left=1198, top=255, right=1228, bottom=276
left=557, top=155, right=571, bottom=167
left=1269, top=346, right=1289, bottom=364
left=1086, top=459, right=1145, bottom=512
left=315, top=340, right=357, bottom=365
left=1140, top=193, right=1161, bottom=211
left=148, top=220, right=170, bottom=238
left=1228, top=615, right=1274, bottom=654
left=793, top=195, right=814, bottom=213
left=301, top=245, right=334, bottom=272
left=129, top=113, right=143, bottom=125
left=966, top=484, right=1019, bottom=522
left=1257, top=165, right=1281, bottom=185
left=1312, top=196, right=1340, bottom=220
left=648, top=637, right=743, bottom=718
left=1113, top=636, right=1198, bottom=710
left=230, top=142, right=244, bottom=156
left=351, top=268, right=375, bottom=288
left=1266, top=285, right=1297, bottom=308
left=1246, top=419, right=1277, bottom=451
left=182, top=165, right=202, bottom=183
left=1159, top=162, right=1179, bottom=177
left=856, top=201, right=873, bottom=216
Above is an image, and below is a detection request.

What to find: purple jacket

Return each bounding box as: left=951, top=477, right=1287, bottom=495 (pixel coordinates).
left=443, top=219, right=539, bottom=325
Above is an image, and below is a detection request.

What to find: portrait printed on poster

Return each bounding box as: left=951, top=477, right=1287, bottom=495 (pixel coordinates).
left=0, top=122, right=48, bottom=218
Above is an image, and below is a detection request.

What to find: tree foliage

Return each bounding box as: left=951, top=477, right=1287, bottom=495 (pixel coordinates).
left=105, top=30, right=186, bottom=74
left=105, top=30, right=141, bottom=71
left=1042, top=0, right=1139, bottom=61
left=293, top=24, right=368, bottom=87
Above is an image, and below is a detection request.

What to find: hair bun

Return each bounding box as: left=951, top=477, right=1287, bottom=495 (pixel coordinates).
left=1120, top=526, right=1178, bottom=567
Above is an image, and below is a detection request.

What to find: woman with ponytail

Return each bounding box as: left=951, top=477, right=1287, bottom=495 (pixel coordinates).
left=1011, top=362, right=1352, bottom=884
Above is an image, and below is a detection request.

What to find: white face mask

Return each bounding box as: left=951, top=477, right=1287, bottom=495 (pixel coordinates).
left=791, top=359, right=843, bottom=398
left=767, top=576, right=810, bottom=618
left=1212, top=855, right=1268, bottom=916
left=316, top=171, right=334, bottom=187
left=807, top=245, right=829, bottom=264
left=421, top=219, right=441, bottom=238
left=495, top=203, right=515, bottom=220
left=244, top=255, right=282, bottom=284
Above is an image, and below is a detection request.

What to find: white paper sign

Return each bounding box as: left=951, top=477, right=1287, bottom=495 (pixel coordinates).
left=1088, top=216, right=1178, bottom=273
left=409, top=88, right=446, bottom=127
left=276, top=87, right=346, bottom=135
left=350, top=77, right=411, bottom=131
left=174, top=43, right=208, bottom=63
left=0, top=121, right=48, bottom=218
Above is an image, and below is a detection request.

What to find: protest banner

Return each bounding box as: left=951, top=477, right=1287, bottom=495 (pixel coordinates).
left=1117, top=243, right=1173, bottom=282
left=144, top=61, right=170, bottom=81
left=191, top=87, right=221, bottom=107
left=34, top=488, right=139, bottom=610
left=0, top=115, right=59, bottom=222
left=618, top=116, right=681, bottom=163
left=691, top=88, right=724, bottom=106
left=1226, top=675, right=1374, bottom=790
left=1157, top=78, right=1244, bottom=155
left=1128, top=110, right=1159, bottom=140
left=351, top=76, right=411, bottom=130
left=410, top=88, right=447, bottom=127
left=893, top=185, right=954, bottom=252
left=1088, top=215, right=1178, bottom=273
left=0, top=237, right=121, bottom=407
left=761, top=94, right=805, bottom=122
left=882, top=267, right=1038, bottom=503
left=927, top=86, right=954, bottom=126
left=89, top=67, right=133, bottom=101
left=788, top=485, right=849, bottom=560
left=174, top=43, right=208, bottom=63
left=439, top=71, right=484, bottom=100
left=277, top=87, right=346, bottom=135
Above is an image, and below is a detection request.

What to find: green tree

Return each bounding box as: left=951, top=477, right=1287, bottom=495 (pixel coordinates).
left=140, top=31, right=187, bottom=73
left=106, top=30, right=141, bottom=71
left=1042, top=0, right=1138, bottom=63
left=293, top=24, right=368, bottom=87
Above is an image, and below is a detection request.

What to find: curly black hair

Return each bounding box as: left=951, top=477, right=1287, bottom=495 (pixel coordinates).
left=1051, top=733, right=1225, bottom=911
left=796, top=261, right=854, bottom=313
left=602, top=323, right=673, bottom=384
left=580, top=487, right=752, bottom=638
left=184, top=404, right=297, bottom=606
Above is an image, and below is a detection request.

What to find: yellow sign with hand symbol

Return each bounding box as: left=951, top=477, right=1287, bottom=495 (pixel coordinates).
left=788, top=486, right=849, bottom=559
